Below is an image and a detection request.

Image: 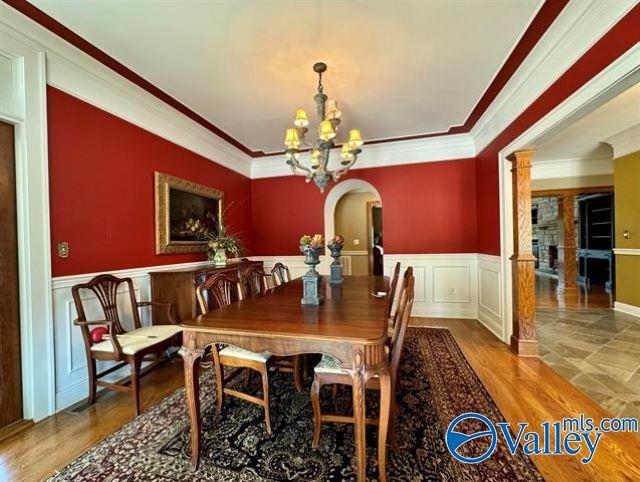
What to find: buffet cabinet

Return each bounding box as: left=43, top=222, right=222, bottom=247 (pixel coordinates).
left=149, top=260, right=263, bottom=323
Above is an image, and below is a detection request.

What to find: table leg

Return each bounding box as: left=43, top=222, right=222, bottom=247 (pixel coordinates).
left=179, top=341, right=205, bottom=470
left=351, top=349, right=367, bottom=482
left=377, top=365, right=391, bottom=482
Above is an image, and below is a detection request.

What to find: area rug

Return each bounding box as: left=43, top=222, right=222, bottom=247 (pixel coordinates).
left=48, top=328, right=543, bottom=481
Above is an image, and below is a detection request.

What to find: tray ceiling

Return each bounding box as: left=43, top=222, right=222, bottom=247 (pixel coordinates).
left=30, top=0, right=542, bottom=154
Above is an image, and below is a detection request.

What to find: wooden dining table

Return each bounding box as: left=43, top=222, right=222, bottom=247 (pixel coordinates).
left=179, top=275, right=391, bottom=481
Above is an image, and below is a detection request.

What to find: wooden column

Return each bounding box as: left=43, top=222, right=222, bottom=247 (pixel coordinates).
left=509, top=150, right=539, bottom=357
left=557, top=194, right=578, bottom=292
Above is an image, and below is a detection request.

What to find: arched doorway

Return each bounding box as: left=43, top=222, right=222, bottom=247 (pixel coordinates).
left=324, top=180, right=382, bottom=275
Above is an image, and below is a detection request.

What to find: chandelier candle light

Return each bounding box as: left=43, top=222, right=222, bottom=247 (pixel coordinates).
left=284, top=62, right=364, bottom=192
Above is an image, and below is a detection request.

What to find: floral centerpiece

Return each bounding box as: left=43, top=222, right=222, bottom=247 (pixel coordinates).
left=204, top=210, right=244, bottom=266
left=327, top=234, right=345, bottom=285
left=299, top=234, right=324, bottom=305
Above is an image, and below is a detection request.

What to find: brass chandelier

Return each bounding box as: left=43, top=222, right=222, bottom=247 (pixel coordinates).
left=284, top=62, right=363, bottom=192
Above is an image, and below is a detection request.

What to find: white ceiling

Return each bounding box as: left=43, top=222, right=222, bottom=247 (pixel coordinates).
left=31, top=0, right=541, bottom=154
left=535, top=82, right=640, bottom=163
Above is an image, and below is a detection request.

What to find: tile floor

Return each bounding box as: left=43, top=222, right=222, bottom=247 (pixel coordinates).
left=537, top=306, right=640, bottom=419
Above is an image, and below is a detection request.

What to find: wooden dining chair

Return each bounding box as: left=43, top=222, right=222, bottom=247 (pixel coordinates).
left=72, top=274, right=181, bottom=415
left=196, top=272, right=275, bottom=433
left=386, top=262, right=401, bottom=320
left=240, top=264, right=270, bottom=297
left=271, top=262, right=292, bottom=286
left=310, top=268, right=415, bottom=473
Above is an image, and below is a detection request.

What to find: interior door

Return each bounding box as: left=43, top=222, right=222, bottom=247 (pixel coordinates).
left=0, top=120, right=22, bottom=428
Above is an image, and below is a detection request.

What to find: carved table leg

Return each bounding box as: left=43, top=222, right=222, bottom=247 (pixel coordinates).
left=351, top=349, right=367, bottom=482
left=377, top=365, right=391, bottom=482
left=179, top=334, right=205, bottom=470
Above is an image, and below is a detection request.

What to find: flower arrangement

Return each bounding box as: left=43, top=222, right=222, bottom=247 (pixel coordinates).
left=300, top=234, right=324, bottom=248
left=202, top=205, right=244, bottom=265
left=328, top=234, right=344, bottom=246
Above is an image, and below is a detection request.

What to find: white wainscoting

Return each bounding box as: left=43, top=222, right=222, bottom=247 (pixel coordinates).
left=51, top=260, right=211, bottom=411
left=52, top=253, right=503, bottom=412
left=382, top=254, right=479, bottom=320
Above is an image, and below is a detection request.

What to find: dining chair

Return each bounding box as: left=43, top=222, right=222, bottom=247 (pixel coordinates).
left=72, top=274, right=181, bottom=415
left=196, top=272, right=275, bottom=433
left=271, top=262, right=292, bottom=286
left=239, top=264, right=270, bottom=297
left=386, top=262, right=401, bottom=321
left=310, top=268, right=415, bottom=460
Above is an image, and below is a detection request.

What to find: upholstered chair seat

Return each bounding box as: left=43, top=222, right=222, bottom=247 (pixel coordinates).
left=91, top=325, right=182, bottom=355
left=219, top=346, right=271, bottom=363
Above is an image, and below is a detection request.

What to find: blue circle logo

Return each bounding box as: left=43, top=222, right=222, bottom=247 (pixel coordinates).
left=445, top=413, right=497, bottom=464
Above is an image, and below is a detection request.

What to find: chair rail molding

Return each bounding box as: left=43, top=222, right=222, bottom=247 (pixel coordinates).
left=0, top=22, right=54, bottom=421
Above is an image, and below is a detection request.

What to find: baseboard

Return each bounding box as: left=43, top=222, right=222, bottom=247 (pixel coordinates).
left=614, top=301, right=640, bottom=318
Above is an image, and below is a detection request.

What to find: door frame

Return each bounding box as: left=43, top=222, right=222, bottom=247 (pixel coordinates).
left=366, top=200, right=382, bottom=275
left=498, top=45, right=640, bottom=344
left=0, top=27, right=55, bottom=421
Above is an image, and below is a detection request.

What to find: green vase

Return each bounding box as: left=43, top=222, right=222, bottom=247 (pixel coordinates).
left=213, top=248, right=227, bottom=266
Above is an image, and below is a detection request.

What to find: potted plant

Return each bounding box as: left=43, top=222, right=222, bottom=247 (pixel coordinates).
left=204, top=209, right=244, bottom=266
left=327, top=234, right=345, bottom=285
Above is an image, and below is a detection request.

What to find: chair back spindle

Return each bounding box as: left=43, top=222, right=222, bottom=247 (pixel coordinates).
left=386, top=262, right=401, bottom=319
left=388, top=268, right=415, bottom=383
left=197, top=273, right=244, bottom=313
left=271, top=262, right=292, bottom=286
left=240, top=265, right=269, bottom=297
left=71, top=274, right=139, bottom=335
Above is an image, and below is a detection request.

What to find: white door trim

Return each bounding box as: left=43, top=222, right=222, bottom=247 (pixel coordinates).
left=0, top=26, right=55, bottom=421
left=498, top=44, right=640, bottom=343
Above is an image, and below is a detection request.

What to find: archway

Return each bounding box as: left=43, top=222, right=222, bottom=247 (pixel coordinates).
left=324, top=180, right=382, bottom=275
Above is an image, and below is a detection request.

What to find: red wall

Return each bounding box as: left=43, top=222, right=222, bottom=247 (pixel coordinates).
left=476, top=4, right=640, bottom=255
left=251, top=159, right=477, bottom=255
left=47, top=87, right=253, bottom=277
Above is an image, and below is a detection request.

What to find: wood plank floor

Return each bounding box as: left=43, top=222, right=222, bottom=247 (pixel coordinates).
left=1, top=319, right=639, bottom=481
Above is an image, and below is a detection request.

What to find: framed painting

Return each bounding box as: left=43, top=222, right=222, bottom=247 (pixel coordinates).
left=155, top=172, right=223, bottom=254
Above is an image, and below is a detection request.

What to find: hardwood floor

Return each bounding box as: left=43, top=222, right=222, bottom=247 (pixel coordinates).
left=536, top=273, right=613, bottom=309
left=1, top=320, right=639, bottom=481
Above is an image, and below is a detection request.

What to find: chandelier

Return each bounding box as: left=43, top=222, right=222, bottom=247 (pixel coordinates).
left=284, top=62, right=363, bottom=192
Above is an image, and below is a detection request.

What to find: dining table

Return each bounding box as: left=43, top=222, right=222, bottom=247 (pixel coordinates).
left=179, top=274, right=392, bottom=482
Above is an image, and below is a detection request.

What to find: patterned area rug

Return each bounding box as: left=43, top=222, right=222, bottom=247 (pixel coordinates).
left=48, top=328, right=543, bottom=481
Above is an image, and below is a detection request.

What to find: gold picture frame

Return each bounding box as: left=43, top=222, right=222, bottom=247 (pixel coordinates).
left=155, top=171, right=224, bottom=254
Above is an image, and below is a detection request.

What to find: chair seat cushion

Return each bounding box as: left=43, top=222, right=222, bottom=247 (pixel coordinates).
left=219, top=346, right=271, bottom=363
left=314, top=354, right=344, bottom=374
left=91, top=325, right=182, bottom=355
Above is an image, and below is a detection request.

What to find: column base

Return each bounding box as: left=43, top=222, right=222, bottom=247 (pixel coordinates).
left=510, top=335, right=539, bottom=357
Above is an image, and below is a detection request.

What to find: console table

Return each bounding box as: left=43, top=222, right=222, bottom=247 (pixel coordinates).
left=149, top=260, right=263, bottom=323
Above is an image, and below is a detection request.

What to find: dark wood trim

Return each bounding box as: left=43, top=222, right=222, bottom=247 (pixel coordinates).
left=532, top=186, right=613, bottom=198
left=366, top=200, right=382, bottom=275
left=2, top=0, right=567, bottom=158
left=509, top=149, right=539, bottom=357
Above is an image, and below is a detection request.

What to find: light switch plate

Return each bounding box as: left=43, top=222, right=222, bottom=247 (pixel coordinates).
left=353, top=239, right=360, bottom=246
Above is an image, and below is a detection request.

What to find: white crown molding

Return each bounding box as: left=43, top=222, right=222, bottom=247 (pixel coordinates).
left=251, top=133, right=476, bottom=179
left=604, top=124, right=640, bottom=159
left=613, top=248, right=640, bottom=256
left=532, top=157, right=614, bottom=180
left=471, top=0, right=637, bottom=154
left=0, top=4, right=253, bottom=178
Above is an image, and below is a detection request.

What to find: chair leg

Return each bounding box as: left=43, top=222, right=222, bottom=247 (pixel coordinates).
left=332, top=384, right=339, bottom=411
left=212, top=349, right=225, bottom=412
left=389, top=382, right=398, bottom=450
left=293, top=355, right=302, bottom=392
left=260, top=367, right=272, bottom=435
left=311, top=376, right=322, bottom=448
left=242, top=368, right=251, bottom=388
left=87, top=359, right=97, bottom=405
left=130, top=359, right=141, bottom=416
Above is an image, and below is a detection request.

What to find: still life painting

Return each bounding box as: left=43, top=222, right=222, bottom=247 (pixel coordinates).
left=155, top=171, right=223, bottom=254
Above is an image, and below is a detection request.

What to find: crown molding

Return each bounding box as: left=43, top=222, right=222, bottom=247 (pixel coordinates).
left=0, top=3, right=253, bottom=178
left=251, top=133, right=476, bottom=179
left=471, top=0, right=637, bottom=154
left=532, top=157, right=613, bottom=180
left=604, top=124, right=640, bottom=159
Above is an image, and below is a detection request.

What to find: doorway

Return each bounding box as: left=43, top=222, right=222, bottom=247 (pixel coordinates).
left=0, top=120, right=23, bottom=431
left=367, top=201, right=383, bottom=275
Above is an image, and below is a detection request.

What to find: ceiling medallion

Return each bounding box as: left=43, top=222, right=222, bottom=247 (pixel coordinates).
left=284, top=62, right=364, bottom=192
